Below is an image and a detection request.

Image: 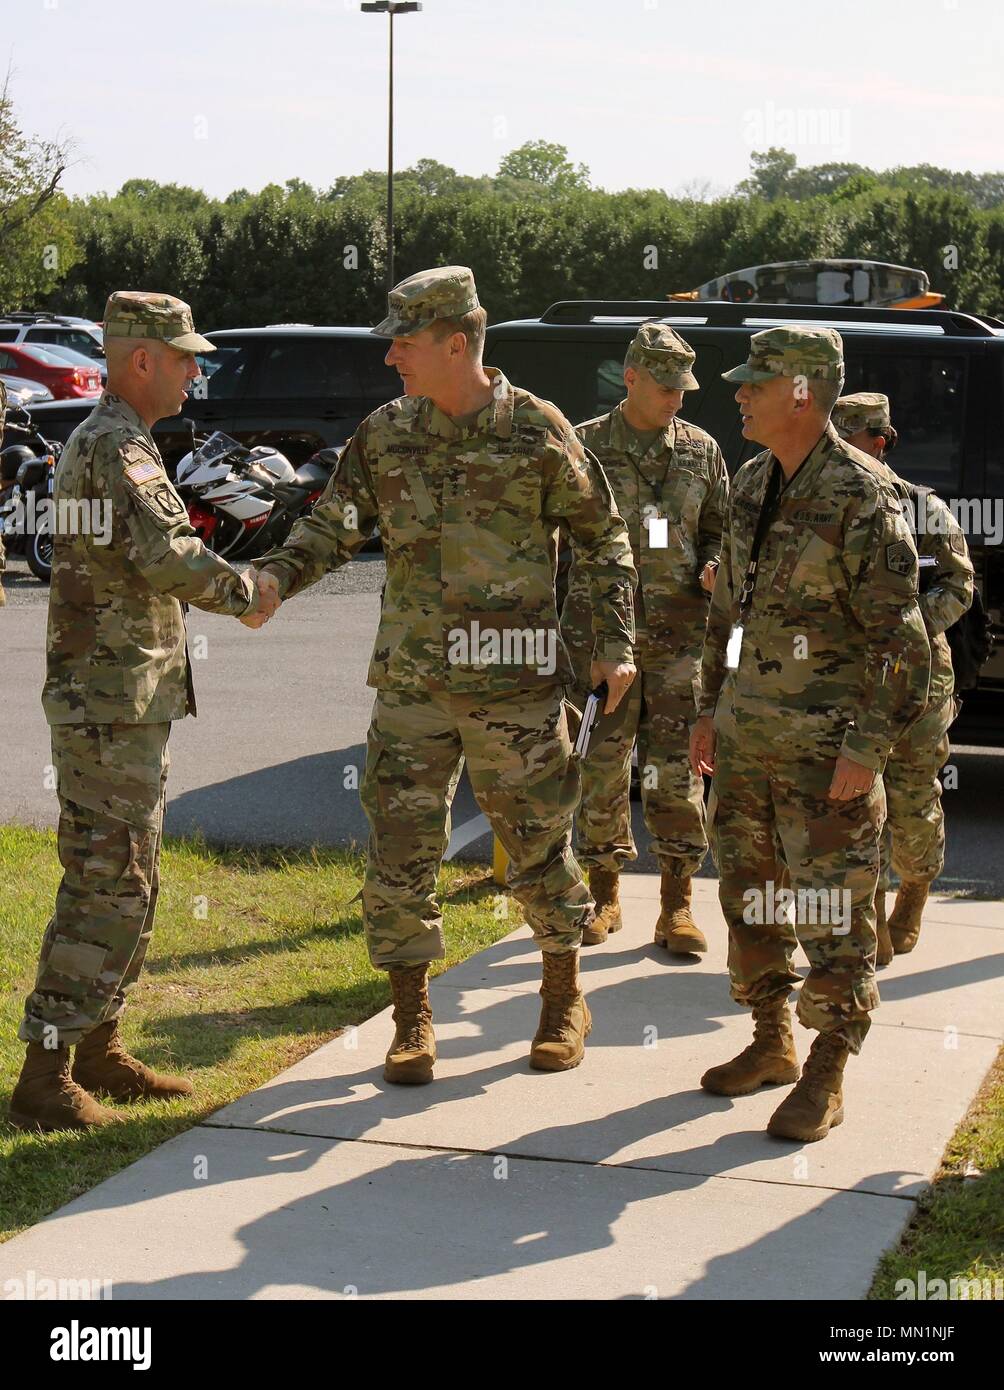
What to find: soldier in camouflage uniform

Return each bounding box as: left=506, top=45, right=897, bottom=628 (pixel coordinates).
left=833, top=394, right=973, bottom=962
left=253, top=267, right=637, bottom=1083
left=690, top=328, right=931, bottom=1142
left=10, top=291, right=273, bottom=1134
left=561, top=324, right=728, bottom=952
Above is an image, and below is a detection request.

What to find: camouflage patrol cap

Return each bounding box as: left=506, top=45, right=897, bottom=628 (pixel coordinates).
left=722, top=326, right=844, bottom=384
left=626, top=322, right=699, bottom=390
left=372, top=265, right=480, bottom=338
left=102, top=291, right=215, bottom=354
left=833, top=392, right=892, bottom=438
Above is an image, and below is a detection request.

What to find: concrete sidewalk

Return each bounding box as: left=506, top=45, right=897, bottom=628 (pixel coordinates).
left=1, top=877, right=1001, bottom=1300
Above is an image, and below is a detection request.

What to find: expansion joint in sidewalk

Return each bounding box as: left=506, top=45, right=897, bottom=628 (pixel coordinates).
left=198, top=1119, right=922, bottom=1203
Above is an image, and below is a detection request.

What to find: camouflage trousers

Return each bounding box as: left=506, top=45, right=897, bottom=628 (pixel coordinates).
left=19, top=722, right=170, bottom=1047
left=360, top=684, right=590, bottom=969
left=709, top=725, right=882, bottom=1053
left=569, top=644, right=706, bottom=875
left=879, top=694, right=957, bottom=892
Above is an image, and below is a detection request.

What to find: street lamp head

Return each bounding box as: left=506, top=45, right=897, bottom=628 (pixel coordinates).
left=361, top=3, right=422, bottom=11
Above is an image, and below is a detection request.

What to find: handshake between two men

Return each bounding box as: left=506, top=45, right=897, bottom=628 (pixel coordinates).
left=239, top=569, right=283, bottom=629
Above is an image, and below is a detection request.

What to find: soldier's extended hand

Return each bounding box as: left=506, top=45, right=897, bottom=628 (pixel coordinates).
left=590, top=660, right=636, bottom=714
left=699, top=561, right=719, bottom=594
left=255, top=570, right=282, bottom=616
left=239, top=571, right=281, bottom=629
left=828, top=754, right=875, bottom=801
left=689, top=714, right=716, bottom=776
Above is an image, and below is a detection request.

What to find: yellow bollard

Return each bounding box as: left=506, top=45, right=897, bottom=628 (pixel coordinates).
left=493, top=835, right=509, bottom=885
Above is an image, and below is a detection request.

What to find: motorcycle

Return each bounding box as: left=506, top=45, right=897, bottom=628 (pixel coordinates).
left=0, top=406, right=61, bottom=582
left=174, top=429, right=338, bottom=560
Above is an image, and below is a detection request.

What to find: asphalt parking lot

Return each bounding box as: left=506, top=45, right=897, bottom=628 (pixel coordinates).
left=3, top=553, right=1003, bottom=893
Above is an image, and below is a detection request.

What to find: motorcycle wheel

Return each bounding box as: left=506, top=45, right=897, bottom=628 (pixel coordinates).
left=27, top=526, right=53, bottom=583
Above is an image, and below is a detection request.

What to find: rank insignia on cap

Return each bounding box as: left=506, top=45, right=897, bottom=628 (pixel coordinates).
left=124, top=459, right=163, bottom=485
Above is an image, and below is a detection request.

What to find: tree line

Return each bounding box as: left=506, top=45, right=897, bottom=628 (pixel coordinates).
left=3, top=88, right=1003, bottom=328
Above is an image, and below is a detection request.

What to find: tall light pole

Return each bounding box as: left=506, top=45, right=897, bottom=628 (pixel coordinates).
left=361, top=1, right=422, bottom=293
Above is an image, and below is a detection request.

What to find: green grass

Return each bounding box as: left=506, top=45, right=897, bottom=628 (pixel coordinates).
left=0, top=825, right=511, bottom=1243
left=870, top=1047, right=1004, bottom=1298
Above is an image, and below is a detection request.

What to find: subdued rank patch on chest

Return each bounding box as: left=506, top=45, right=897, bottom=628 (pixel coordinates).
left=885, top=540, right=916, bottom=576
left=124, top=459, right=162, bottom=486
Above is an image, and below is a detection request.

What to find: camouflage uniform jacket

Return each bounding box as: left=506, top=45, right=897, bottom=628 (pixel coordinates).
left=260, top=368, right=637, bottom=693
left=699, top=424, right=931, bottom=771
left=885, top=475, right=973, bottom=706
left=43, top=392, right=255, bottom=725
left=563, top=405, right=728, bottom=656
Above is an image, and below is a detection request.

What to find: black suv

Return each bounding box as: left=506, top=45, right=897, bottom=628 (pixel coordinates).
left=25, top=325, right=402, bottom=472
left=484, top=299, right=1004, bottom=737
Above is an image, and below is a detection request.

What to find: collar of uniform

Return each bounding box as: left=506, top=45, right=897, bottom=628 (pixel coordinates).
left=608, top=401, right=675, bottom=460
left=99, top=390, right=157, bottom=449
left=763, top=425, right=834, bottom=501
left=424, top=367, right=515, bottom=443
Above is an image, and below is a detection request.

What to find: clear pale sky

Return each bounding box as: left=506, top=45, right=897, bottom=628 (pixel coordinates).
left=7, top=0, right=1003, bottom=199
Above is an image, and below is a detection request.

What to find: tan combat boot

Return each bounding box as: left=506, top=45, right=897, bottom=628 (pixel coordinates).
left=701, top=996, right=800, bottom=1096
left=383, top=964, right=436, bottom=1084
left=10, top=1042, right=125, bottom=1133
left=653, top=872, right=707, bottom=954
left=888, top=879, right=930, bottom=955
left=581, top=866, right=622, bottom=946
left=529, top=951, right=592, bottom=1072
left=767, top=1031, right=850, bottom=1142
left=73, top=1020, right=194, bottom=1101
left=875, top=891, right=894, bottom=968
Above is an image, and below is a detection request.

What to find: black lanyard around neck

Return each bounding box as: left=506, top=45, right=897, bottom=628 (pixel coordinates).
left=737, top=460, right=783, bottom=617
left=620, top=418, right=675, bottom=508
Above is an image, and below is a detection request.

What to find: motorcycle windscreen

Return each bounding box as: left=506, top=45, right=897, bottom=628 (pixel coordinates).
left=195, top=431, right=242, bottom=466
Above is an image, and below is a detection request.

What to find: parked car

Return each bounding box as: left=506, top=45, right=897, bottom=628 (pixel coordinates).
left=26, top=324, right=403, bottom=473
left=0, top=343, right=102, bottom=400
left=0, top=313, right=105, bottom=365
left=484, top=299, right=1004, bottom=740
left=37, top=342, right=108, bottom=383
left=0, top=373, right=54, bottom=408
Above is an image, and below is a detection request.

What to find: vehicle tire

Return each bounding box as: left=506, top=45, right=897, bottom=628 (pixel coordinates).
left=27, top=525, right=52, bottom=583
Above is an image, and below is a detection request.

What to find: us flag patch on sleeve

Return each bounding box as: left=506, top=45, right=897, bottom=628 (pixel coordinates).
left=124, top=459, right=162, bottom=485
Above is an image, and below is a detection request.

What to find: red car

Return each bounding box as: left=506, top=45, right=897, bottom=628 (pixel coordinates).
left=0, top=342, right=102, bottom=400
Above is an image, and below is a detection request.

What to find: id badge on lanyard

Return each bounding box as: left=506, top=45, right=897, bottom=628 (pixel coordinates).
left=727, top=464, right=780, bottom=674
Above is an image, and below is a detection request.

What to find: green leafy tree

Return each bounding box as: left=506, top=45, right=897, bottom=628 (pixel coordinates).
left=116, top=179, right=210, bottom=214
left=496, top=140, right=590, bottom=195
left=737, top=148, right=797, bottom=200
left=0, top=74, right=78, bottom=310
